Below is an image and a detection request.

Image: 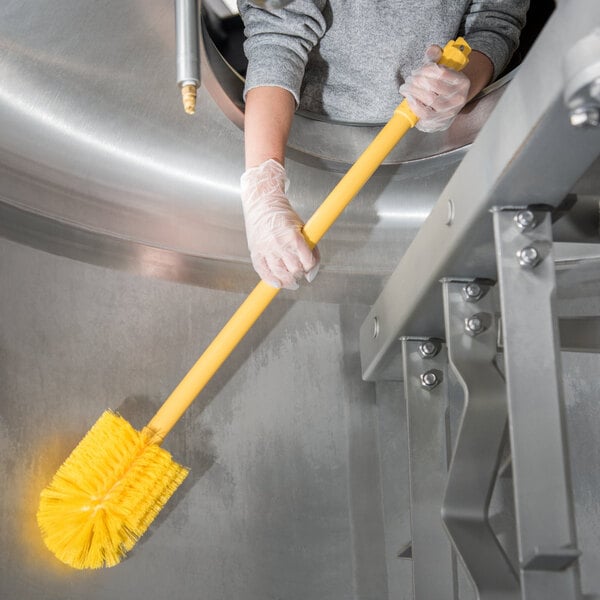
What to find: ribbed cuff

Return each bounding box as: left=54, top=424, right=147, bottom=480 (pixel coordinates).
left=242, top=43, right=306, bottom=106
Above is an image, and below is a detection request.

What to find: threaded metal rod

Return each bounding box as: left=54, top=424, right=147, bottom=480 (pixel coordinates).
left=175, top=0, right=200, bottom=114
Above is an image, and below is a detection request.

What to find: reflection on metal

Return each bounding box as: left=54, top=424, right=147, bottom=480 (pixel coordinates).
left=563, top=27, right=600, bottom=128
left=0, top=0, right=518, bottom=303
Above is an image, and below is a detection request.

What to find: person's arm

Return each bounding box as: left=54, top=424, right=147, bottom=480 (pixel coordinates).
left=240, top=82, right=319, bottom=290
left=241, top=85, right=320, bottom=291
left=244, top=86, right=295, bottom=169
left=461, top=1, right=530, bottom=82
left=462, top=50, right=494, bottom=101
left=236, top=1, right=326, bottom=289
left=401, top=1, right=528, bottom=133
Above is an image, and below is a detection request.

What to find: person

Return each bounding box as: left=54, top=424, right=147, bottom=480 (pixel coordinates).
left=237, top=0, right=529, bottom=290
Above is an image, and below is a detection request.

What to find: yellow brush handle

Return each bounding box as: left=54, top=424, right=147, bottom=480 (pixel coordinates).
left=146, top=38, right=471, bottom=441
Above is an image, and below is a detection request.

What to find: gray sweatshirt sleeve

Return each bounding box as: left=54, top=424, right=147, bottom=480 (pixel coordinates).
left=460, top=1, right=530, bottom=80
left=237, top=0, right=327, bottom=105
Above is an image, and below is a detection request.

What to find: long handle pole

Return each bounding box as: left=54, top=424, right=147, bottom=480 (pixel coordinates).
left=146, top=39, right=471, bottom=440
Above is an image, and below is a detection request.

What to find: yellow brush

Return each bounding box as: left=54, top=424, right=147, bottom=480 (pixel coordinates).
left=37, top=39, right=470, bottom=569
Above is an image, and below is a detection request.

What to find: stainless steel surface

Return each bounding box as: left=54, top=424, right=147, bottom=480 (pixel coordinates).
left=441, top=280, right=519, bottom=599
left=0, top=0, right=515, bottom=304
left=360, top=0, right=600, bottom=380
left=494, top=210, right=582, bottom=598
left=176, top=0, right=200, bottom=86
left=0, top=237, right=388, bottom=600
left=2, top=1, right=600, bottom=599
left=558, top=316, right=600, bottom=353
left=402, top=339, right=457, bottom=599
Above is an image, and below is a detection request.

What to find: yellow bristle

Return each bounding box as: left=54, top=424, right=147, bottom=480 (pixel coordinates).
left=36, top=411, right=189, bottom=569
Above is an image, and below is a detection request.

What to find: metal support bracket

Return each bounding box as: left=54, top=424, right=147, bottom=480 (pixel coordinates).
left=442, top=279, right=520, bottom=599
left=401, top=337, right=456, bottom=599
left=493, top=208, right=582, bottom=599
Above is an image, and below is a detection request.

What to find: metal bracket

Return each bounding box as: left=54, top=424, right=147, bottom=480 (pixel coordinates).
left=522, top=546, right=582, bottom=572
left=493, top=208, right=582, bottom=599
left=401, top=337, right=457, bottom=600
left=441, top=279, right=520, bottom=599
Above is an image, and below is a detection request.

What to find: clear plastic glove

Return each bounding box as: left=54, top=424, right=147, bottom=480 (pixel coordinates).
left=399, top=45, right=471, bottom=133
left=240, top=159, right=320, bottom=290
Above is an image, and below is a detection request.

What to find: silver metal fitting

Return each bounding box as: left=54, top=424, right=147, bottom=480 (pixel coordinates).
left=513, top=210, right=537, bottom=232
left=569, top=105, right=600, bottom=128
left=371, top=317, right=379, bottom=339
left=465, top=314, right=486, bottom=336
left=462, top=282, right=484, bottom=303
left=418, top=340, right=441, bottom=359
left=420, top=369, right=442, bottom=390
left=517, top=246, right=542, bottom=269
left=564, top=31, right=600, bottom=128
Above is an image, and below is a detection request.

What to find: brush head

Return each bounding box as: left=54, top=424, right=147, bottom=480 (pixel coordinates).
left=37, top=411, right=189, bottom=569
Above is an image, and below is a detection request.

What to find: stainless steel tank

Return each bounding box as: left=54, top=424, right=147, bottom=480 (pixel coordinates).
left=0, top=0, right=518, bottom=301
left=4, top=2, right=598, bottom=600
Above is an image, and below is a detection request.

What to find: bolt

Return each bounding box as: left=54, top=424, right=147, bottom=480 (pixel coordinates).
left=465, top=315, right=485, bottom=336
left=517, top=246, right=541, bottom=268
left=418, top=340, right=440, bottom=359
left=462, top=282, right=484, bottom=302
left=420, top=370, right=441, bottom=390
left=569, top=106, right=600, bottom=128
left=513, top=210, right=536, bottom=232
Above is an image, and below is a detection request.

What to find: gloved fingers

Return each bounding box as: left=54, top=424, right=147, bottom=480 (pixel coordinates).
left=290, top=230, right=319, bottom=274
left=241, top=159, right=321, bottom=289
left=401, top=66, right=469, bottom=108
left=251, top=254, right=282, bottom=289
left=404, top=90, right=465, bottom=119
left=305, top=245, right=320, bottom=283
left=251, top=253, right=300, bottom=290
left=278, top=246, right=306, bottom=285
left=399, top=44, right=471, bottom=133
left=251, top=235, right=306, bottom=290
left=269, top=256, right=300, bottom=291
left=273, top=233, right=319, bottom=289
left=424, top=44, right=442, bottom=63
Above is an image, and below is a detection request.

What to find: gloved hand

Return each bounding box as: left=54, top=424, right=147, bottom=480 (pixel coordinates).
left=399, top=45, right=471, bottom=133
left=240, top=159, right=320, bottom=290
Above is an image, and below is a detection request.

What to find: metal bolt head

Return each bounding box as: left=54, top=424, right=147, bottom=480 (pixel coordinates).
left=418, top=340, right=440, bottom=359
left=513, top=210, right=536, bottom=232
left=465, top=315, right=485, bottom=336
left=462, top=282, right=483, bottom=302
left=569, top=105, right=600, bottom=128
left=517, top=246, right=541, bottom=268
left=420, top=370, right=441, bottom=390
